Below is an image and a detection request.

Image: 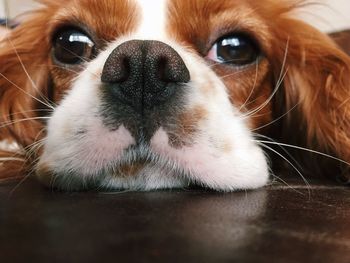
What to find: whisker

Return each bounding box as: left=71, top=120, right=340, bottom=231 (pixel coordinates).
left=0, top=116, right=51, bottom=130
left=4, top=109, right=53, bottom=119
left=0, top=72, right=55, bottom=110
left=208, top=58, right=255, bottom=68
left=243, top=68, right=288, bottom=119
left=9, top=169, right=35, bottom=195
left=62, top=46, right=90, bottom=64
left=253, top=134, right=303, bottom=171
left=251, top=102, right=300, bottom=131
left=6, top=39, right=56, bottom=108
left=24, top=132, right=46, bottom=161
left=218, top=67, right=251, bottom=80
left=256, top=140, right=350, bottom=167
left=59, top=47, right=101, bottom=78
left=33, top=64, right=82, bottom=75
left=26, top=140, right=45, bottom=154
left=242, top=67, right=287, bottom=118
left=267, top=173, right=305, bottom=195
left=0, top=157, right=24, bottom=162
left=258, top=142, right=311, bottom=196
left=242, top=39, right=290, bottom=119
left=241, top=94, right=266, bottom=108
left=240, top=62, right=259, bottom=111
left=249, top=112, right=272, bottom=119
left=8, top=138, right=46, bottom=195
left=34, top=63, right=99, bottom=79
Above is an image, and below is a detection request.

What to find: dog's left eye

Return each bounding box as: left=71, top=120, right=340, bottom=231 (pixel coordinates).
left=207, top=34, right=260, bottom=66
left=52, top=29, right=95, bottom=65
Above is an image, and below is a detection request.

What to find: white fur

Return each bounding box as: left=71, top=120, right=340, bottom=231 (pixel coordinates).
left=36, top=0, right=269, bottom=191
left=134, top=0, right=167, bottom=39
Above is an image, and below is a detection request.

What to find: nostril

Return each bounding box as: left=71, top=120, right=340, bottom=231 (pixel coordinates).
left=163, top=57, right=191, bottom=83
left=157, top=57, right=169, bottom=82
left=101, top=54, right=131, bottom=84
left=157, top=56, right=190, bottom=83
left=119, top=57, right=131, bottom=83
left=147, top=43, right=191, bottom=85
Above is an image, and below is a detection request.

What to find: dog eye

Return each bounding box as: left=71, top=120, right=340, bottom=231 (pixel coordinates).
left=53, top=29, right=95, bottom=65
left=207, top=34, right=260, bottom=66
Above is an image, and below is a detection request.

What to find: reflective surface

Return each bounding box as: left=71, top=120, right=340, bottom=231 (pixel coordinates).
left=1, top=176, right=350, bottom=263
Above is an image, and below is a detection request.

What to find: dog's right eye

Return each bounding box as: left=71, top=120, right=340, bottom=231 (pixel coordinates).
left=52, top=29, right=95, bottom=65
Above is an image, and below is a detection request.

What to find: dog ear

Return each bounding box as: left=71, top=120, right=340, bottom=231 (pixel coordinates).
left=270, top=17, right=350, bottom=178
left=0, top=17, right=52, bottom=178
left=0, top=23, right=51, bottom=145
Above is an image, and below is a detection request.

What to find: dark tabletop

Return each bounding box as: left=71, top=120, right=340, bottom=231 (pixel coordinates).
left=1, top=176, right=350, bottom=263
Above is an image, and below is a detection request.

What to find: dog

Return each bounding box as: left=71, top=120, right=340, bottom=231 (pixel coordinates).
left=0, top=0, right=349, bottom=191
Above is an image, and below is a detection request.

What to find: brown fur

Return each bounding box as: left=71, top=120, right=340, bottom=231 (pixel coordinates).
left=270, top=17, right=350, bottom=177
left=169, top=106, right=209, bottom=148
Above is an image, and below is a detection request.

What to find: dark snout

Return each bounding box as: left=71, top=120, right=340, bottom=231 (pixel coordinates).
left=101, top=40, right=190, bottom=112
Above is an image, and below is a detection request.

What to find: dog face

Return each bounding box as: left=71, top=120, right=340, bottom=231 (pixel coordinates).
left=0, top=0, right=349, bottom=191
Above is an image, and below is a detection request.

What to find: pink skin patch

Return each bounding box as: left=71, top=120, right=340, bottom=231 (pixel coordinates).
left=45, top=123, right=136, bottom=176
left=150, top=128, right=267, bottom=190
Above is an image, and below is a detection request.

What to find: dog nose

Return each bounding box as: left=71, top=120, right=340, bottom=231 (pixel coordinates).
left=101, top=40, right=190, bottom=111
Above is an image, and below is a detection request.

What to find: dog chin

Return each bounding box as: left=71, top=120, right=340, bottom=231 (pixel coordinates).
left=36, top=162, right=192, bottom=192
left=36, top=127, right=269, bottom=192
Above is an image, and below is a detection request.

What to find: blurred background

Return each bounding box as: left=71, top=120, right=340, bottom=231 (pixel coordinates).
left=0, top=0, right=349, bottom=33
